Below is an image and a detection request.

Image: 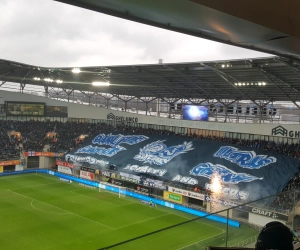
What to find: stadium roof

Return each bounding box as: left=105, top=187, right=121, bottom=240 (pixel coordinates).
left=55, top=0, right=300, bottom=60
left=1, top=56, right=300, bottom=104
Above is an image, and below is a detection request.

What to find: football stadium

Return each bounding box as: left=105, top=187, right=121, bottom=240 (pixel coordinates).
left=1, top=1, right=300, bottom=250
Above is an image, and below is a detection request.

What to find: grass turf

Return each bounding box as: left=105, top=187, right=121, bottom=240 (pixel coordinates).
left=0, top=173, right=258, bottom=249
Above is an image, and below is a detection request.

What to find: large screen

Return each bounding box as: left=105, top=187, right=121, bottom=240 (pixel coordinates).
left=182, top=105, right=208, bottom=121
left=5, top=102, right=45, bottom=116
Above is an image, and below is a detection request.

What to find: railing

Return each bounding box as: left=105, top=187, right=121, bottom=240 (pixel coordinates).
left=1, top=86, right=300, bottom=124
left=230, top=234, right=258, bottom=248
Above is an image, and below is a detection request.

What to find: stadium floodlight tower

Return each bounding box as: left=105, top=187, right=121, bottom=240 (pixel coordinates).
left=99, top=182, right=126, bottom=198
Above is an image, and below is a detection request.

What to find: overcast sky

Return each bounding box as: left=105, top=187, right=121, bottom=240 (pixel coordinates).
left=0, top=0, right=270, bottom=68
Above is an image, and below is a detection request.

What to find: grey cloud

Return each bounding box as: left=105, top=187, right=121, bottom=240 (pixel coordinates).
left=0, top=0, right=270, bottom=68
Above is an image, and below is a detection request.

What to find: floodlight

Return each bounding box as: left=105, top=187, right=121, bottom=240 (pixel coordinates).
left=221, top=65, right=225, bottom=68
left=44, top=78, right=53, bottom=82
left=258, top=82, right=262, bottom=86
left=56, top=80, right=63, bottom=84
left=234, top=83, right=237, bottom=86
left=92, top=81, right=110, bottom=86
left=262, top=82, right=266, bottom=86
left=238, top=83, right=241, bottom=86
left=242, top=83, right=245, bottom=86
left=33, top=77, right=40, bottom=81
left=72, top=68, right=81, bottom=74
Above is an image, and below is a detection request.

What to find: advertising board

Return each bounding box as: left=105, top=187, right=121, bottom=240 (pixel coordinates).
left=0, top=160, right=20, bottom=166
left=142, top=178, right=166, bottom=190
left=163, top=190, right=183, bottom=204
left=238, top=205, right=288, bottom=221
left=80, top=170, right=95, bottom=180
left=24, top=152, right=63, bottom=157
left=119, top=172, right=141, bottom=184
left=58, top=166, right=72, bottom=175
left=56, top=160, right=74, bottom=168
left=168, top=186, right=205, bottom=200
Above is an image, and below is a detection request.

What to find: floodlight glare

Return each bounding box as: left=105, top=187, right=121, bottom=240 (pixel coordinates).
left=242, top=83, right=245, bottom=86
left=72, top=68, right=81, bottom=74
left=262, top=82, right=266, bottom=86
left=56, top=80, right=63, bottom=84
left=258, top=82, right=262, bottom=86
left=44, top=78, right=53, bottom=82
left=92, top=81, right=110, bottom=86
left=238, top=83, right=241, bottom=86
left=33, top=77, right=40, bottom=81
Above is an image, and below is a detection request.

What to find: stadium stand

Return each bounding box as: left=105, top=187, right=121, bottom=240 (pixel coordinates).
left=1, top=120, right=300, bottom=160
left=2, top=120, right=300, bottom=160
left=1, top=119, right=300, bottom=211
left=0, top=121, right=19, bottom=161
left=1, top=119, right=300, bottom=212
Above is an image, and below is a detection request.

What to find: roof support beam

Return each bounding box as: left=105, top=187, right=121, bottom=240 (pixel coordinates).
left=80, top=91, right=96, bottom=105
left=165, top=66, right=214, bottom=99
left=205, top=64, right=271, bottom=103
left=19, top=83, right=26, bottom=93
left=136, top=67, right=183, bottom=98
left=255, top=65, right=300, bottom=109
left=62, top=88, right=74, bottom=102
left=216, top=99, right=238, bottom=122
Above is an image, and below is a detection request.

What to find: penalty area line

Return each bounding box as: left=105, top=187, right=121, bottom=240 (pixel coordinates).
left=8, top=190, right=116, bottom=230
left=115, top=213, right=169, bottom=230
left=30, top=199, right=70, bottom=214
left=69, top=190, right=118, bottom=206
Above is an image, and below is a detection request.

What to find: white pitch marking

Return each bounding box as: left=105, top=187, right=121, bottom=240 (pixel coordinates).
left=115, top=213, right=169, bottom=230
left=70, top=190, right=136, bottom=207
left=70, top=190, right=119, bottom=206
left=135, top=201, right=224, bottom=232
left=30, top=199, right=70, bottom=214
left=11, top=182, right=59, bottom=191
left=177, top=231, right=225, bottom=250
left=8, top=190, right=115, bottom=230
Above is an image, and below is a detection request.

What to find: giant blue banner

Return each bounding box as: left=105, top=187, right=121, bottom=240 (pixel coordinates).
left=66, top=132, right=299, bottom=201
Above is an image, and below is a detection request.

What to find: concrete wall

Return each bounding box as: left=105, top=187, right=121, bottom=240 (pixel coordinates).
left=248, top=213, right=286, bottom=227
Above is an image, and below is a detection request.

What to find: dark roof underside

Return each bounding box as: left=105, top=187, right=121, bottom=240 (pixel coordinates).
left=54, top=0, right=300, bottom=60
left=1, top=57, right=300, bottom=102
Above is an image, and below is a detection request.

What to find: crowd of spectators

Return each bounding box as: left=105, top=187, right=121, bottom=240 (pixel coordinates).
left=187, top=134, right=300, bottom=159
left=48, top=122, right=114, bottom=152
left=2, top=119, right=300, bottom=214
left=1, top=120, right=300, bottom=160
left=10, top=121, right=57, bottom=152
left=0, top=121, right=19, bottom=161
left=269, top=172, right=300, bottom=214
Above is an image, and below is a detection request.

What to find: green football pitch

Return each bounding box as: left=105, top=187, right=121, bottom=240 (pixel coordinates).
left=0, top=173, right=258, bottom=249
